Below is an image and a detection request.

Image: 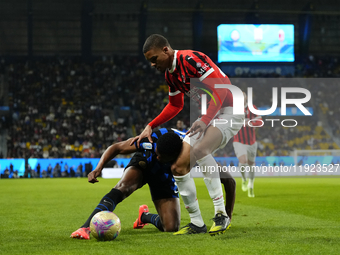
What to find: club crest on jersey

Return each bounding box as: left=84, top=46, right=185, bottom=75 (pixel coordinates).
left=197, top=63, right=210, bottom=75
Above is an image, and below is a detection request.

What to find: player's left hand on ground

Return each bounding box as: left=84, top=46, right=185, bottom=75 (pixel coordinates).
left=187, top=120, right=207, bottom=139
left=88, top=168, right=101, bottom=184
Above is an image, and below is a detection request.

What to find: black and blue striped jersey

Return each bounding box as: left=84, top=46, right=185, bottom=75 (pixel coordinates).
left=127, top=128, right=185, bottom=200
left=134, top=128, right=185, bottom=164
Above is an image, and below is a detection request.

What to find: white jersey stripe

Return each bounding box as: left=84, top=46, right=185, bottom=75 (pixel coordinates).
left=217, top=66, right=226, bottom=77
left=169, top=90, right=181, bottom=96
left=199, top=68, right=214, bottom=81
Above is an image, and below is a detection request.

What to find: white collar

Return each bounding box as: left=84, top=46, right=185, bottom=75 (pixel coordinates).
left=169, top=50, right=178, bottom=73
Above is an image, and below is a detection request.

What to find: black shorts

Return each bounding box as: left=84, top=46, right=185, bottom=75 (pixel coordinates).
left=125, top=151, right=179, bottom=201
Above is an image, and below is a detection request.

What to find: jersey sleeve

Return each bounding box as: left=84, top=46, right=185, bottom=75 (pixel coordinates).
left=148, top=89, right=184, bottom=129
left=182, top=52, right=232, bottom=125
left=134, top=137, right=158, bottom=152
left=183, top=52, right=216, bottom=81
left=200, top=86, right=228, bottom=125
left=165, top=71, right=182, bottom=96
left=197, top=70, right=231, bottom=125
left=165, top=76, right=176, bottom=91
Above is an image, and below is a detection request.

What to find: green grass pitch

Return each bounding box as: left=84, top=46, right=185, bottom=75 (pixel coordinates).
left=1, top=177, right=339, bottom=255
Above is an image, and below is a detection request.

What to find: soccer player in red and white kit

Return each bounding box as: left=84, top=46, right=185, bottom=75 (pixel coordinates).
left=233, top=92, right=262, bottom=198
left=131, top=34, right=244, bottom=235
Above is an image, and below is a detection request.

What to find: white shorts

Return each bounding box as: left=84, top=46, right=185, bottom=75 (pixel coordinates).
left=233, top=141, right=258, bottom=163
left=184, top=107, right=245, bottom=152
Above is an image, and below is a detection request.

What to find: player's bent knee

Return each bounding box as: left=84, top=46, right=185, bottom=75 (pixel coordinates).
left=220, top=176, right=236, bottom=186
left=229, top=178, right=237, bottom=187
left=162, top=222, right=180, bottom=232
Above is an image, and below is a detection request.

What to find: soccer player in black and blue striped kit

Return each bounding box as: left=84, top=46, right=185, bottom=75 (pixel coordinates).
left=70, top=128, right=185, bottom=239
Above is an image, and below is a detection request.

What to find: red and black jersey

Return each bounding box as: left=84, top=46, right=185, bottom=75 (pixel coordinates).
left=165, top=50, right=224, bottom=94
left=233, top=104, right=262, bottom=145
left=149, top=50, right=233, bottom=129
left=166, top=50, right=233, bottom=118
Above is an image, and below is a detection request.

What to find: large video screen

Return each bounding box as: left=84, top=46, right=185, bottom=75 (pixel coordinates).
left=217, top=24, right=294, bottom=62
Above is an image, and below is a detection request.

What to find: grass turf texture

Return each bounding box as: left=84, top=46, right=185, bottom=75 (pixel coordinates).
left=1, top=177, right=339, bottom=255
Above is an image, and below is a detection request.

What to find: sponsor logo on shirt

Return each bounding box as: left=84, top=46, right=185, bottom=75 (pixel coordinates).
left=142, top=143, right=153, bottom=150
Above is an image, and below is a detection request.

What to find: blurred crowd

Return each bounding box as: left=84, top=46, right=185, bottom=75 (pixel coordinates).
left=4, top=56, right=186, bottom=159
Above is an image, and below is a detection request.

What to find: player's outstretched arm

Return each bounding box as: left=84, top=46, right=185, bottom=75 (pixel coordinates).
left=88, top=138, right=137, bottom=184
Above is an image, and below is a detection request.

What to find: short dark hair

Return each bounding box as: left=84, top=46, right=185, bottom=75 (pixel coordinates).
left=143, top=34, right=170, bottom=54
left=156, top=132, right=182, bottom=159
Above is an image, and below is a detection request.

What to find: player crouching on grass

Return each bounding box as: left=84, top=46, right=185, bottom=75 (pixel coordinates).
left=132, top=34, right=244, bottom=236
left=71, top=128, right=184, bottom=239
left=70, top=128, right=237, bottom=239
